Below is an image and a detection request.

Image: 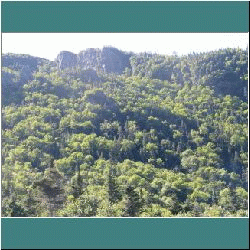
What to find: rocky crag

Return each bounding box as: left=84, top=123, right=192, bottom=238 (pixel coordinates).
left=56, top=47, right=132, bottom=74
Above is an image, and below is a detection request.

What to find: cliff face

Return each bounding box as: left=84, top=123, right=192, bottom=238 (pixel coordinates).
left=100, top=47, right=131, bottom=74
left=56, top=47, right=132, bottom=74
left=77, top=48, right=101, bottom=71
left=56, top=51, right=78, bottom=70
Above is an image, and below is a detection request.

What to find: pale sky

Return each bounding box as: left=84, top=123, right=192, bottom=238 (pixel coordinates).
left=2, top=33, right=249, bottom=61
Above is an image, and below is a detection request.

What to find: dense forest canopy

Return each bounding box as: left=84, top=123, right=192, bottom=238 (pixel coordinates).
left=1, top=46, right=248, bottom=217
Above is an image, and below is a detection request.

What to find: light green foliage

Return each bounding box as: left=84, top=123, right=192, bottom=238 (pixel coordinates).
left=1, top=48, right=248, bottom=217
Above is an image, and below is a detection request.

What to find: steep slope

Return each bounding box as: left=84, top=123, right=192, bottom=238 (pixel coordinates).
left=1, top=48, right=248, bottom=217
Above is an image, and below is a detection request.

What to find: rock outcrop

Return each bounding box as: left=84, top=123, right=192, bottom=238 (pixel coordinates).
left=77, top=48, right=102, bottom=71
left=100, top=47, right=131, bottom=74
left=55, top=47, right=133, bottom=74
left=56, top=51, right=78, bottom=70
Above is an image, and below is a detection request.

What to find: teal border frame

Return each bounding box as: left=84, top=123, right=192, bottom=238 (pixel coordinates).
left=1, top=1, right=249, bottom=249
left=1, top=218, right=249, bottom=249
left=1, top=1, right=249, bottom=32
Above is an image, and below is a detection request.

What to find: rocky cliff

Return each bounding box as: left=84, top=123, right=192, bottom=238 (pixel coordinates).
left=56, top=47, right=132, bottom=74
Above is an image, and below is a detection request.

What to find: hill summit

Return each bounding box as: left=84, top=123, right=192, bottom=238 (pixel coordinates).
left=56, top=47, right=132, bottom=74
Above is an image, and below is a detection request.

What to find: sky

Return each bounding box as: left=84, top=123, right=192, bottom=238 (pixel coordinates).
left=2, top=33, right=249, bottom=61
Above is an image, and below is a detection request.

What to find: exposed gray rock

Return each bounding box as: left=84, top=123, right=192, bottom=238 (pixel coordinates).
left=77, top=48, right=102, bottom=71
left=56, top=51, right=77, bottom=70
left=100, top=47, right=131, bottom=74
left=55, top=47, right=133, bottom=74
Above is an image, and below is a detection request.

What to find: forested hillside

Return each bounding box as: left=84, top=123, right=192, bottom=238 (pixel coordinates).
left=1, top=47, right=248, bottom=217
